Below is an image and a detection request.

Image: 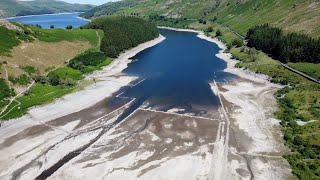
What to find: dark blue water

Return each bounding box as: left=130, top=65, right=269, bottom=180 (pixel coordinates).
left=121, top=29, right=237, bottom=111
left=6, top=13, right=89, bottom=29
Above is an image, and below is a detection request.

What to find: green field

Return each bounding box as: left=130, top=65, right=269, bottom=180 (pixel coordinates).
left=48, top=67, right=84, bottom=81
left=0, top=84, right=74, bottom=120
left=288, top=63, right=320, bottom=80
left=0, top=23, right=103, bottom=56
left=0, top=49, right=113, bottom=120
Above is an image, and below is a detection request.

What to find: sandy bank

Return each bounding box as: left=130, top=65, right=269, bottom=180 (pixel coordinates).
left=0, top=35, right=165, bottom=138
left=162, top=26, right=292, bottom=178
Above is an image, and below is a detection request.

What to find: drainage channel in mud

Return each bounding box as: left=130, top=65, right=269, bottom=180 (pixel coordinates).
left=35, top=95, right=146, bottom=179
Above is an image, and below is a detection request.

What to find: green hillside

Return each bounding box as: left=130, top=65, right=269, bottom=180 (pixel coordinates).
left=81, top=0, right=320, bottom=38
left=0, top=0, right=94, bottom=18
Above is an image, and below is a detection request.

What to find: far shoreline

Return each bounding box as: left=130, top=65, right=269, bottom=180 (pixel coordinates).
left=4, top=12, right=86, bottom=20
left=159, top=26, right=273, bottom=84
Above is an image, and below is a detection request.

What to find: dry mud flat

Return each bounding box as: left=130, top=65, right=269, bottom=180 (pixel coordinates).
left=0, top=78, right=292, bottom=180
left=0, top=34, right=293, bottom=179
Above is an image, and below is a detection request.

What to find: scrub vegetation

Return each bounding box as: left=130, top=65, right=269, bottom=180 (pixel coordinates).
left=230, top=41, right=320, bottom=180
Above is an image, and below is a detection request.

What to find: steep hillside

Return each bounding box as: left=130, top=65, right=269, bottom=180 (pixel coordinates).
left=0, top=0, right=94, bottom=18
left=81, top=0, right=320, bottom=38
left=0, top=21, right=102, bottom=119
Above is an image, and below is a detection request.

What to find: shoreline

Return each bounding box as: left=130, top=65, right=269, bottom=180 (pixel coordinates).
left=159, top=26, right=275, bottom=85
left=1, top=35, right=165, bottom=129
left=161, top=26, right=292, bottom=179
left=4, top=12, right=85, bottom=20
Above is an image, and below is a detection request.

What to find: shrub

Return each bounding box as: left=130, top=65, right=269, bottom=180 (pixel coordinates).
left=216, top=29, right=222, bottom=37
left=232, top=38, right=243, bottom=47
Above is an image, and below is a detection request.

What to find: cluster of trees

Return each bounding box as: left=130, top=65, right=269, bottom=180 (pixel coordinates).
left=246, top=24, right=320, bottom=63
left=198, top=19, right=207, bottom=25
left=33, top=74, right=74, bottom=87
left=68, top=51, right=108, bottom=71
left=148, top=14, right=191, bottom=28
left=85, top=16, right=159, bottom=58
left=65, top=25, right=73, bottom=30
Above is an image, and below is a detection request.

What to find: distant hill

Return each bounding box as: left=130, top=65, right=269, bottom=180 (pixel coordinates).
left=0, top=0, right=94, bottom=18
left=81, top=0, right=320, bottom=38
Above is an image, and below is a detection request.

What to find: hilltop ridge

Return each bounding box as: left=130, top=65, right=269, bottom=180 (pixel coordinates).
left=0, top=0, right=94, bottom=18
left=82, top=0, right=320, bottom=38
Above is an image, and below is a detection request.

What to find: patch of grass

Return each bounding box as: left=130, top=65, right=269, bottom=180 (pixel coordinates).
left=21, top=65, right=36, bottom=75
left=0, top=26, right=24, bottom=56
left=29, top=27, right=102, bottom=46
left=288, top=63, right=320, bottom=80
left=0, top=84, right=73, bottom=120
left=0, top=24, right=103, bottom=57
left=8, top=74, right=30, bottom=85
left=0, top=78, right=14, bottom=101
left=82, top=58, right=113, bottom=74
left=48, top=67, right=83, bottom=81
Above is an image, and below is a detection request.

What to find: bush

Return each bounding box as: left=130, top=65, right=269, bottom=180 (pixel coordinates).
left=65, top=25, right=73, bottom=30
left=206, top=26, right=213, bottom=33
left=232, top=38, right=243, bottom=47
left=216, top=29, right=222, bottom=37
left=0, top=78, right=14, bottom=100
left=50, top=25, right=54, bottom=29
left=69, top=51, right=109, bottom=70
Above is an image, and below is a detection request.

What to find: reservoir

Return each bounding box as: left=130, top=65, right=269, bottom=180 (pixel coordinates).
left=6, top=13, right=237, bottom=114
left=120, top=29, right=237, bottom=114
left=6, top=13, right=89, bottom=29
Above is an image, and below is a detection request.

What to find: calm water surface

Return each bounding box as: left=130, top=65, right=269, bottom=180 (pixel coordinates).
left=7, top=12, right=237, bottom=112
left=7, top=13, right=89, bottom=29
left=121, top=29, right=237, bottom=111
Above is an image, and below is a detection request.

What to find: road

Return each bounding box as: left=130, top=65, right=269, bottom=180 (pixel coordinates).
left=280, top=62, right=320, bottom=84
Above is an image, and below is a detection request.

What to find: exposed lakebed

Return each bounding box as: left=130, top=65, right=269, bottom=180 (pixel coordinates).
left=0, top=16, right=292, bottom=180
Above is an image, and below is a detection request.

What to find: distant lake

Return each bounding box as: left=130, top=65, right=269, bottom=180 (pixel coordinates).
left=6, top=13, right=89, bottom=29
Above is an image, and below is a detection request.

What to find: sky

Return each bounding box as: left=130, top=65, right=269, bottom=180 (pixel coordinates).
left=58, top=0, right=118, bottom=5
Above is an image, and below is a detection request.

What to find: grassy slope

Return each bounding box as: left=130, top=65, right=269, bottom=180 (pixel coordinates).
left=0, top=0, right=94, bottom=18
left=0, top=23, right=101, bottom=56
left=82, top=0, right=320, bottom=38
left=210, top=0, right=320, bottom=38
left=288, top=63, right=320, bottom=80
left=0, top=50, right=113, bottom=120
left=0, top=23, right=104, bottom=120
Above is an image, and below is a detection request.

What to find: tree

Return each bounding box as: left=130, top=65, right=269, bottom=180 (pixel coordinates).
left=216, top=29, right=222, bottom=37
left=65, top=25, right=73, bottom=30
left=50, top=25, right=54, bottom=29
left=35, top=24, right=42, bottom=29
left=232, top=38, right=243, bottom=47
left=48, top=74, right=60, bottom=86
left=206, top=26, right=213, bottom=33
